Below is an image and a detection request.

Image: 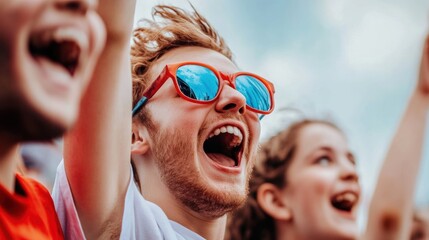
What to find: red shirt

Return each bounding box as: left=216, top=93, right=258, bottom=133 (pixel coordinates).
left=0, top=174, right=64, bottom=239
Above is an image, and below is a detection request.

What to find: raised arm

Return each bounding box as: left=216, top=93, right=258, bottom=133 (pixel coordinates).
left=63, top=0, right=136, bottom=238
left=364, top=34, right=429, bottom=240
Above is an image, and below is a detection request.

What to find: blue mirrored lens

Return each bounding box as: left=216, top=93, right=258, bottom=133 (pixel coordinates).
left=176, top=65, right=219, bottom=101
left=235, top=75, right=271, bottom=112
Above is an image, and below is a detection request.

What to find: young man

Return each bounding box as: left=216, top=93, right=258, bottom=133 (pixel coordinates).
left=53, top=4, right=274, bottom=240
left=0, top=0, right=106, bottom=238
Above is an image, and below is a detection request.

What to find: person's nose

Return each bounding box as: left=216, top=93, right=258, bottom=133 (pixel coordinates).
left=215, top=83, right=247, bottom=115
left=339, top=160, right=359, bottom=183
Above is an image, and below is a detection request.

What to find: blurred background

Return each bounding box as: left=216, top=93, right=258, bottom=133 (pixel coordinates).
left=132, top=0, right=429, bottom=216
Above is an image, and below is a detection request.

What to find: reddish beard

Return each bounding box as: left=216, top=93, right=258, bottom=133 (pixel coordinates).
left=145, top=111, right=255, bottom=218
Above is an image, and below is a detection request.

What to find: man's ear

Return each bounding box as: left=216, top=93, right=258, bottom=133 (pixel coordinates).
left=257, top=183, right=292, bottom=222
left=131, top=124, right=150, bottom=155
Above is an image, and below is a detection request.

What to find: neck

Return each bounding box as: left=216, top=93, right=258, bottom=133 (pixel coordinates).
left=277, top=222, right=308, bottom=240
left=135, top=158, right=227, bottom=239
left=0, top=135, right=21, bottom=192
left=160, top=195, right=227, bottom=239
left=166, top=203, right=227, bottom=240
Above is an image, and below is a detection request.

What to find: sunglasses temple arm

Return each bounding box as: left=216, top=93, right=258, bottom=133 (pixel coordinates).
left=259, top=114, right=266, bottom=120
left=132, top=97, right=149, bottom=117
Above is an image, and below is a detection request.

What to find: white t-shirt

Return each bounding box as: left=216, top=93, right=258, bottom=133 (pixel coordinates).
left=52, top=161, right=205, bottom=240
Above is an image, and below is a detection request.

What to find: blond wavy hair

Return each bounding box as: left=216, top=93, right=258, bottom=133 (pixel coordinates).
left=131, top=5, right=233, bottom=109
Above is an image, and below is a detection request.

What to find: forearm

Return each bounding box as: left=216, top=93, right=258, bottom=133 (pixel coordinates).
left=365, top=92, right=428, bottom=240
left=64, top=45, right=132, bottom=239
left=63, top=0, right=136, bottom=238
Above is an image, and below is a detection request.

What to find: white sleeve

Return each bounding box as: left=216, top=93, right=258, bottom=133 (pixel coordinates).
left=119, top=169, right=166, bottom=240
left=52, top=161, right=194, bottom=240
left=51, top=161, right=86, bottom=240
left=119, top=174, right=203, bottom=240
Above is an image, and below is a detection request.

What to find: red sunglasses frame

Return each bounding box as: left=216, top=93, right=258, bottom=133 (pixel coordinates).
left=132, top=61, right=275, bottom=116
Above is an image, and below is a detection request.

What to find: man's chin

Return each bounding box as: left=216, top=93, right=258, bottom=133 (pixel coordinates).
left=174, top=179, right=247, bottom=219
left=165, top=159, right=249, bottom=218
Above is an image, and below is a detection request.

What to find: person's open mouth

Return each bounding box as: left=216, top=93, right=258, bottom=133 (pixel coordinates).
left=331, top=190, right=359, bottom=218
left=29, top=27, right=87, bottom=77
left=203, top=124, right=244, bottom=170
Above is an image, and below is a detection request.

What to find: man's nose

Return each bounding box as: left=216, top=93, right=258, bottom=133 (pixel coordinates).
left=215, top=84, right=246, bottom=115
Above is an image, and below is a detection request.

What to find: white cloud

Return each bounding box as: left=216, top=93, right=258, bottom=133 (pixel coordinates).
left=321, top=1, right=424, bottom=75
left=256, top=53, right=317, bottom=139
left=256, top=53, right=314, bottom=104
left=343, top=6, right=417, bottom=72
left=322, top=0, right=354, bottom=28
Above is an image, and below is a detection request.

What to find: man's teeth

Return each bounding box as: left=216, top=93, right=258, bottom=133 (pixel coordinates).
left=208, top=125, right=243, bottom=147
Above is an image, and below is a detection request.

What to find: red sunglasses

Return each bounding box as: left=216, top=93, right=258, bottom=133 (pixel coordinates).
left=132, top=61, right=275, bottom=118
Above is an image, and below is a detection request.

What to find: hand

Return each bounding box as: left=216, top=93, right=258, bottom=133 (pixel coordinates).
left=97, top=0, right=136, bottom=43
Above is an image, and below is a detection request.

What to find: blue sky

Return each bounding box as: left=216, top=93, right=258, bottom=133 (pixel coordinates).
left=134, top=0, right=429, bottom=209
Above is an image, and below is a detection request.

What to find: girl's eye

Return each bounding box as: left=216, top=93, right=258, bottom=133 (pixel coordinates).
left=316, top=157, right=331, bottom=166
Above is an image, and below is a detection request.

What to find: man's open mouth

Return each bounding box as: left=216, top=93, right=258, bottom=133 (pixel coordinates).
left=331, top=191, right=359, bottom=214
left=29, top=28, right=85, bottom=76
left=203, top=125, right=244, bottom=168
